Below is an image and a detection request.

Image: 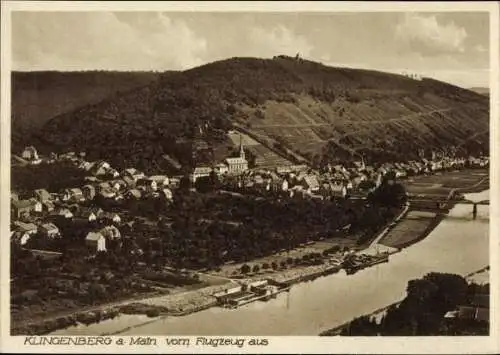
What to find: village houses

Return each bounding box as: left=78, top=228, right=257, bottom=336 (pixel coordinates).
left=136, top=178, right=158, bottom=193
left=123, top=168, right=145, bottom=181
left=21, top=146, right=42, bottom=165
left=90, top=160, right=111, bottom=176
left=11, top=198, right=42, bottom=219
left=149, top=175, right=170, bottom=189
left=61, top=188, right=85, bottom=203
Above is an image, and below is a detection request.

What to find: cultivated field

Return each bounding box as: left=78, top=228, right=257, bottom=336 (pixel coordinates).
left=403, top=169, right=489, bottom=197
left=378, top=211, right=437, bottom=249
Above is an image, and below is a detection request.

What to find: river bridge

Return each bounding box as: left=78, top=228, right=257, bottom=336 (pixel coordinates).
left=408, top=197, right=489, bottom=220
left=409, top=198, right=489, bottom=206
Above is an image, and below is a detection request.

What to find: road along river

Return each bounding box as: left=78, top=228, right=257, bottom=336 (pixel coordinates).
left=54, top=190, right=489, bottom=336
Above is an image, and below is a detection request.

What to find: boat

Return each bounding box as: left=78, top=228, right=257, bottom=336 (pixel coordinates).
left=343, top=248, right=389, bottom=275
left=215, top=280, right=289, bottom=308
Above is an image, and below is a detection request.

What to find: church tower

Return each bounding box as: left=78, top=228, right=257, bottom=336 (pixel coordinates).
left=239, top=134, right=245, bottom=160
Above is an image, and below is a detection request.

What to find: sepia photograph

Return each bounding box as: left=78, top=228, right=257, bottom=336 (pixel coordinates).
left=1, top=1, right=499, bottom=353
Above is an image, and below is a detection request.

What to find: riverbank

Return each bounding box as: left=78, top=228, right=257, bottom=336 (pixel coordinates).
left=13, top=281, right=234, bottom=335
left=378, top=211, right=444, bottom=250
left=319, top=264, right=490, bottom=336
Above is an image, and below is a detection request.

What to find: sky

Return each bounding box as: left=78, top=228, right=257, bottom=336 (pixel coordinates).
left=11, top=11, right=490, bottom=88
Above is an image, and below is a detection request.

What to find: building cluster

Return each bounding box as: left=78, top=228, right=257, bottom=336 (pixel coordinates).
left=190, top=138, right=249, bottom=182
left=11, top=147, right=177, bottom=253
left=221, top=165, right=348, bottom=201
left=11, top=144, right=489, bottom=254
left=220, top=153, right=489, bottom=201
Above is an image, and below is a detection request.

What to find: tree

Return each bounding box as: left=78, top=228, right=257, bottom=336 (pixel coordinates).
left=358, top=180, right=376, bottom=191
left=271, top=262, right=278, bottom=270
left=252, top=264, right=260, bottom=273
left=255, top=109, right=265, bottom=119
left=369, top=181, right=407, bottom=207
left=179, top=176, right=192, bottom=191
left=240, top=264, right=250, bottom=274
left=194, top=175, right=213, bottom=193
left=378, top=273, right=470, bottom=336
left=226, top=104, right=236, bottom=115
left=342, top=316, right=378, bottom=336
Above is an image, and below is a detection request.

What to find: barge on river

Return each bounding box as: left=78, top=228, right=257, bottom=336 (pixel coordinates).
left=343, top=253, right=389, bottom=275
left=213, top=279, right=290, bottom=309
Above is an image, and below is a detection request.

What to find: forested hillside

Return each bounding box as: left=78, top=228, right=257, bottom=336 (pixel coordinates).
left=11, top=71, right=164, bottom=144
left=13, top=57, right=489, bottom=172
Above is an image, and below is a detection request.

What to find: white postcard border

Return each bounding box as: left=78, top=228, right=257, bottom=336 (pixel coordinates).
left=1, top=1, right=499, bottom=353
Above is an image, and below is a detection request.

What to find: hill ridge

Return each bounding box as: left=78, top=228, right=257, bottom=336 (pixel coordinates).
left=13, top=56, right=489, bottom=173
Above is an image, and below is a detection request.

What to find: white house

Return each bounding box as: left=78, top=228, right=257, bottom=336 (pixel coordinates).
left=160, top=188, right=173, bottom=201
left=30, top=198, right=43, bottom=213
left=331, top=184, right=348, bottom=199
left=301, top=174, right=320, bottom=193
left=21, top=146, right=41, bottom=164
left=214, top=163, right=229, bottom=175
left=395, top=169, right=407, bottom=178
left=62, top=188, right=85, bottom=203
left=85, top=232, right=106, bottom=252
left=190, top=166, right=212, bottom=182
left=12, top=231, right=31, bottom=246
left=281, top=178, right=289, bottom=191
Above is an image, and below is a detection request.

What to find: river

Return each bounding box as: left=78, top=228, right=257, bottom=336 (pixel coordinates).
left=54, top=190, right=490, bottom=336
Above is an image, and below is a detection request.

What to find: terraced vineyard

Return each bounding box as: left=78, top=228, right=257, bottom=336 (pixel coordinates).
left=244, top=92, right=488, bottom=163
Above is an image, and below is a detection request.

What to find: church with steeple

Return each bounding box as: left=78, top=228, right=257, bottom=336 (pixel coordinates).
left=224, top=134, right=248, bottom=175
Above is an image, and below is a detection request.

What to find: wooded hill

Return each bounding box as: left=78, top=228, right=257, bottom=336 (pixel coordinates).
left=11, top=71, right=164, bottom=148
left=13, top=56, right=489, bottom=173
